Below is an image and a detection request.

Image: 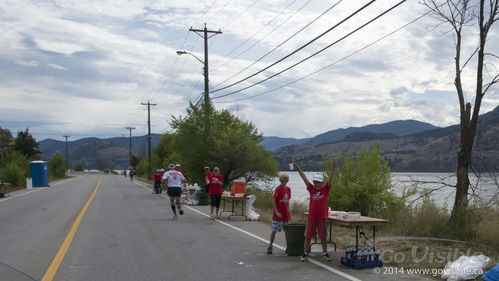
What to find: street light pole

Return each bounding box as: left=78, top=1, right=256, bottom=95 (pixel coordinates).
left=125, top=127, right=135, bottom=169
left=63, top=135, right=70, bottom=171
left=177, top=24, right=221, bottom=104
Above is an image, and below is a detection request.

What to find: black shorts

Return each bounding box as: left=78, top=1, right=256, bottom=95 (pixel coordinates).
left=154, top=182, right=161, bottom=188
left=210, top=194, right=222, bottom=208
left=167, top=187, right=182, bottom=197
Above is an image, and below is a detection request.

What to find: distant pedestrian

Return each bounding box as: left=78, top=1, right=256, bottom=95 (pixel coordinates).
left=153, top=168, right=164, bottom=194
left=204, top=166, right=212, bottom=193
left=129, top=169, right=134, bottom=181
left=162, top=164, right=187, bottom=220
left=124, top=170, right=127, bottom=177
left=294, top=160, right=336, bottom=262
left=208, top=167, right=224, bottom=220
left=267, top=173, right=291, bottom=254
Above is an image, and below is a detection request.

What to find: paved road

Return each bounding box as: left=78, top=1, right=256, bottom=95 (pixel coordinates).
left=0, top=173, right=431, bottom=281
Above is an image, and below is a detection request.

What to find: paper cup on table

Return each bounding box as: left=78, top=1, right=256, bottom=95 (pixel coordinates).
left=288, top=163, right=293, bottom=170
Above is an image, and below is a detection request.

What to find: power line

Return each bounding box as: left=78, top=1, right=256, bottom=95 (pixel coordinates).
left=212, top=0, right=407, bottom=100
left=217, top=0, right=313, bottom=69
left=212, top=0, right=299, bottom=67
left=216, top=3, right=428, bottom=103
left=210, top=0, right=377, bottom=95
left=212, top=0, right=343, bottom=90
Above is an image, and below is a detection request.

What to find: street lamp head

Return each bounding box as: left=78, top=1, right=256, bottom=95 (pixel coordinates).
left=176, top=50, right=187, bottom=55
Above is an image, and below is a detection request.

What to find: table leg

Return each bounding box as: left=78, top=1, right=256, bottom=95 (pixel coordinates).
left=355, top=226, right=359, bottom=253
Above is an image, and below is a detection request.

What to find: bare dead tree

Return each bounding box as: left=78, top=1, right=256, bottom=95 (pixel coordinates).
left=421, top=0, right=499, bottom=220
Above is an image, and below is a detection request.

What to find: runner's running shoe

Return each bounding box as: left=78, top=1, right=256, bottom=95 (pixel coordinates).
left=322, top=253, right=331, bottom=262
left=172, top=215, right=178, bottom=220
left=300, top=254, right=308, bottom=262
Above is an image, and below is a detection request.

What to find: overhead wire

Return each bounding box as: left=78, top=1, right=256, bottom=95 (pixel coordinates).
left=212, top=0, right=343, bottom=89
left=212, top=0, right=408, bottom=100
left=218, top=0, right=313, bottom=69
left=215, top=3, right=428, bottom=103
left=212, top=0, right=299, bottom=68
left=210, top=0, right=377, bottom=95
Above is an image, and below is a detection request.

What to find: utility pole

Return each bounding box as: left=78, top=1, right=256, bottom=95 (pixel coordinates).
left=189, top=24, right=222, bottom=103
left=125, top=127, right=135, bottom=170
left=141, top=101, right=156, bottom=179
left=63, top=135, right=70, bottom=172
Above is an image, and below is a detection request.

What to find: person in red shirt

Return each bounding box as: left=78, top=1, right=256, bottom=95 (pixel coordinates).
left=267, top=173, right=291, bottom=254
left=153, top=168, right=165, bottom=194
left=175, top=164, right=185, bottom=176
left=294, top=159, right=336, bottom=262
left=208, top=167, right=224, bottom=220
left=204, top=166, right=212, bottom=193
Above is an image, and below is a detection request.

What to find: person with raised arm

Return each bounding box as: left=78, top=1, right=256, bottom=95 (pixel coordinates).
left=293, top=159, right=336, bottom=262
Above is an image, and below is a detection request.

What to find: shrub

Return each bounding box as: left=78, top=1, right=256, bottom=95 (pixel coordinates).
left=0, top=162, right=26, bottom=186
left=246, top=184, right=274, bottom=210
left=328, top=144, right=412, bottom=222
left=48, top=154, right=66, bottom=178
left=74, top=163, right=84, bottom=171
left=0, top=149, right=29, bottom=187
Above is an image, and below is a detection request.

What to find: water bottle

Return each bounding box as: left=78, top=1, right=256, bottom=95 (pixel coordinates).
left=375, top=248, right=381, bottom=265
left=368, top=248, right=374, bottom=266
left=362, top=248, right=369, bottom=265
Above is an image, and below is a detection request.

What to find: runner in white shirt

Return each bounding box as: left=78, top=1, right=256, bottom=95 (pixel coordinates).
left=162, top=164, right=187, bottom=220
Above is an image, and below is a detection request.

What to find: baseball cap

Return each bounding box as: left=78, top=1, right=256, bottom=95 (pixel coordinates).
left=175, top=164, right=181, bottom=167
left=312, top=175, right=324, bottom=182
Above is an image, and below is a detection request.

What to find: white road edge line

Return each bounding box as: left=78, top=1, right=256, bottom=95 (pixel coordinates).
left=0, top=177, right=80, bottom=202
left=135, top=180, right=362, bottom=281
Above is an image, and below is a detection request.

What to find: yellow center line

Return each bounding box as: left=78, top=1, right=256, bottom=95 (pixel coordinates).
left=41, top=176, right=103, bottom=281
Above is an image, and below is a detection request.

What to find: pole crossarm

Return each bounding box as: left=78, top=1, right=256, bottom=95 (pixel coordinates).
left=182, top=23, right=222, bottom=104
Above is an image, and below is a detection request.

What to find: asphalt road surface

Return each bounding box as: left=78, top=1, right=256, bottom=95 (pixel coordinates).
left=0, top=173, right=431, bottom=281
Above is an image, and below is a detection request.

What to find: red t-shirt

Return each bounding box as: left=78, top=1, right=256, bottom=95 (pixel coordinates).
left=272, top=185, right=291, bottom=221
left=205, top=172, right=213, bottom=185
left=208, top=174, right=224, bottom=195
left=307, top=182, right=331, bottom=220
left=153, top=172, right=163, bottom=183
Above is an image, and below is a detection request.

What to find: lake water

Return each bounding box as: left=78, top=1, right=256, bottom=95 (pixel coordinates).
left=256, top=172, right=499, bottom=211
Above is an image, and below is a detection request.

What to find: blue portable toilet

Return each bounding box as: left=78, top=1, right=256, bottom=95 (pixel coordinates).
left=30, top=161, right=49, bottom=187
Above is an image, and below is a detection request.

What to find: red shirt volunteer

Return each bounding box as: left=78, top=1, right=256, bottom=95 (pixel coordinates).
left=272, top=185, right=291, bottom=221
left=208, top=174, right=224, bottom=195
left=306, top=182, right=331, bottom=220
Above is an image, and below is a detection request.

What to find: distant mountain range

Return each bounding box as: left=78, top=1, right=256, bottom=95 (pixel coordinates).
left=271, top=106, right=499, bottom=172
left=260, top=119, right=439, bottom=151
left=38, top=106, right=499, bottom=172
left=39, top=134, right=162, bottom=169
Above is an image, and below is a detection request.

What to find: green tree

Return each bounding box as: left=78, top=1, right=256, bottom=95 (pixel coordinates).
left=0, top=127, right=14, bottom=154
left=74, top=163, right=84, bottom=171
left=168, top=103, right=278, bottom=186
left=14, top=129, right=40, bottom=159
left=422, top=0, right=499, bottom=219
left=328, top=144, right=412, bottom=221
left=0, top=150, right=29, bottom=186
left=48, top=154, right=66, bottom=178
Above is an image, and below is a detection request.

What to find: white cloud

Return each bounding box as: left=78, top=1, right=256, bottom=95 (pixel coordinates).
left=0, top=0, right=498, bottom=142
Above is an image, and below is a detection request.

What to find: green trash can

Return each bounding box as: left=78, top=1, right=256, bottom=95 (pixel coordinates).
left=285, top=224, right=306, bottom=256
left=197, top=191, right=210, bottom=205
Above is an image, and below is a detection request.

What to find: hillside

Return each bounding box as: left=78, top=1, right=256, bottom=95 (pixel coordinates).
left=261, top=120, right=439, bottom=151
left=39, top=134, right=162, bottom=169
left=272, top=106, right=499, bottom=172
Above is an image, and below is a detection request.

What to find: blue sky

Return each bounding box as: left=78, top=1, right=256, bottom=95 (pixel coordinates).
left=1, top=0, right=498, bottom=141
